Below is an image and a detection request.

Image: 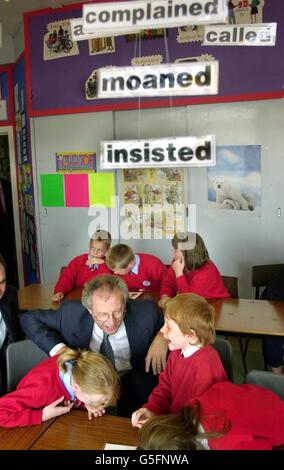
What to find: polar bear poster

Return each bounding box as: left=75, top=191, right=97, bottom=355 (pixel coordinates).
left=207, top=145, right=261, bottom=217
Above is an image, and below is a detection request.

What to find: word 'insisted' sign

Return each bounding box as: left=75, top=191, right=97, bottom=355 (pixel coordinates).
left=83, top=0, right=228, bottom=35
left=100, top=136, right=216, bottom=169
left=97, top=62, right=218, bottom=98
left=203, top=23, right=277, bottom=46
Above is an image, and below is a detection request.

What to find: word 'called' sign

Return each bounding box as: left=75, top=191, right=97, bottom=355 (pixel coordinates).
left=83, top=0, right=228, bottom=35
left=100, top=136, right=216, bottom=169
left=203, top=23, right=277, bottom=46
left=97, top=62, right=218, bottom=98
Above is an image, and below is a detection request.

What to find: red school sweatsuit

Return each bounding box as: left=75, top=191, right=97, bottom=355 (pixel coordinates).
left=0, top=356, right=85, bottom=427
left=54, top=253, right=111, bottom=295
left=145, top=345, right=227, bottom=415
left=118, top=253, right=167, bottom=292
left=160, top=260, right=230, bottom=299
left=190, top=381, right=284, bottom=450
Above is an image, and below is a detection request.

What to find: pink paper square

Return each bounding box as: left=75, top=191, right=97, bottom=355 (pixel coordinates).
left=64, top=174, right=89, bottom=207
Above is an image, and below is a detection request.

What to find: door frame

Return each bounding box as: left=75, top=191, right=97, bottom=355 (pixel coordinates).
left=0, top=125, right=24, bottom=287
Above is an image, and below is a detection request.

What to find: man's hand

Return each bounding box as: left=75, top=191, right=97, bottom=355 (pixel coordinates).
left=51, top=292, right=64, bottom=302
left=158, top=295, right=171, bottom=308
left=145, top=332, right=168, bottom=375
left=131, top=407, right=154, bottom=429
left=42, top=396, right=73, bottom=422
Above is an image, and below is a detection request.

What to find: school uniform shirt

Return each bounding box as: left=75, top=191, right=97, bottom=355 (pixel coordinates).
left=145, top=345, right=227, bottom=415
left=0, top=355, right=85, bottom=427
left=160, top=260, right=230, bottom=299
left=54, top=253, right=111, bottom=295
left=190, top=381, right=284, bottom=450
left=117, top=253, right=167, bottom=292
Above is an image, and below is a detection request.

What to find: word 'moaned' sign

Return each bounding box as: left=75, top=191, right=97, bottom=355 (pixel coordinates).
left=100, top=136, right=216, bottom=169
left=97, top=62, right=218, bottom=98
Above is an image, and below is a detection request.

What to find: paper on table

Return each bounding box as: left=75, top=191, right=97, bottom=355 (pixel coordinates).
left=104, top=443, right=137, bottom=450
left=129, top=291, right=143, bottom=300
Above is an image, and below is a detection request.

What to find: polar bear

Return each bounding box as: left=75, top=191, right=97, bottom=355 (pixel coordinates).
left=214, top=178, right=255, bottom=211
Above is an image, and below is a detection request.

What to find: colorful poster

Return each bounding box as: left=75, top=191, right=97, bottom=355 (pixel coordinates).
left=56, top=152, right=96, bottom=172
left=122, top=168, right=185, bottom=237
left=43, top=19, right=79, bottom=61
left=207, top=145, right=261, bottom=217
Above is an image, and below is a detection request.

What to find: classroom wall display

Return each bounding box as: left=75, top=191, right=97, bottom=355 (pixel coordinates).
left=12, top=56, right=40, bottom=284
left=24, top=1, right=283, bottom=116
left=97, top=62, right=219, bottom=98
left=122, top=168, right=185, bottom=238
left=82, top=0, right=228, bottom=36
left=43, top=19, right=79, bottom=61
left=55, top=152, right=96, bottom=172
left=40, top=172, right=115, bottom=208
left=207, top=145, right=261, bottom=217
left=101, top=135, right=215, bottom=169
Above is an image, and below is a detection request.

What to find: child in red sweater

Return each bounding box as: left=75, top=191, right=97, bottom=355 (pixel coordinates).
left=159, top=232, right=230, bottom=308
left=131, top=293, right=227, bottom=428
left=52, top=229, right=112, bottom=302
left=138, top=381, right=284, bottom=450
left=106, top=243, right=167, bottom=292
left=0, top=347, right=119, bottom=427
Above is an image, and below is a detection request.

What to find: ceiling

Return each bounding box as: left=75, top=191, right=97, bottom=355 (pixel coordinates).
left=0, top=0, right=94, bottom=37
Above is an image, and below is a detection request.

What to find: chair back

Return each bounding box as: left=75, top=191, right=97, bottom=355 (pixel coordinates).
left=212, top=337, right=233, bottom=382
left=221, top=275, right=239, bottom=299
left=6, top=340, right=48, bottom=393
left=252, top=264, right=284, bottom=299
left=245, top=370, right=284, bottom=400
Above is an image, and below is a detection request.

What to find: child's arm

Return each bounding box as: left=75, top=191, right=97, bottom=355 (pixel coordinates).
left=42, top=396, right=73, bottom=422
left=53, top=256, right=82, bottom=296
left=131, top=408, right=155, bottom=428
left=159, top=266, right=178, bottom=299
left=143, top=354, right=174, bottom=416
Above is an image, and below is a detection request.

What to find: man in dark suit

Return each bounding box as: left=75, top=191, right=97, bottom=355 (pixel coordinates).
left=20, top=275, right=168, bottom=416
left=0, top=255, right=24, bottom=394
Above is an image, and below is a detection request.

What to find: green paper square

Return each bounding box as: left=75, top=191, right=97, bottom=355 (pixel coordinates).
left=41, top=174, right=65, bottom=207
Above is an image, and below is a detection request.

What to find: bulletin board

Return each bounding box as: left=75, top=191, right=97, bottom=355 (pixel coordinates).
left=13, top=55, right=40, bottom=284
left=24, top=0, right=284, bottom=117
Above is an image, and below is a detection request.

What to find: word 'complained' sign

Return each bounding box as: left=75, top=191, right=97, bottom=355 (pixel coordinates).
left=100, top=136, right=216, bottom=169
left=203, top=23, right=277, bottom=46
left=83, top=0, right=228, bottom=35
left=97, top=62, right=218, bottom=98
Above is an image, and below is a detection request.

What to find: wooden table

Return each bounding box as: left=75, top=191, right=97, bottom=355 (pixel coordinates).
left=0, top=420, right=55, bottom=450
left=30, top=412, right=138, bottom=450
left=18, top=284, right=82, bottom=311
left=18, top=284, right=284, bottom=338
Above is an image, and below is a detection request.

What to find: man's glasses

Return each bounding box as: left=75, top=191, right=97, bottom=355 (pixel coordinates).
left=93, top=309, right=125, bottom=323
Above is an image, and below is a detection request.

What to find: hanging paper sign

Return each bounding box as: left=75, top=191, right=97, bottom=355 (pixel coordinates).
left=203, top=23, right=277, bottom=46
left=56, top=152, right=96, bottom=172
left=70, top=18, right=138, bottom=41
left=100, top=135, right=216, bottom=169
left=83, top=0, right=228, bottom=35
left=97, top=62, right=218, bottom=98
